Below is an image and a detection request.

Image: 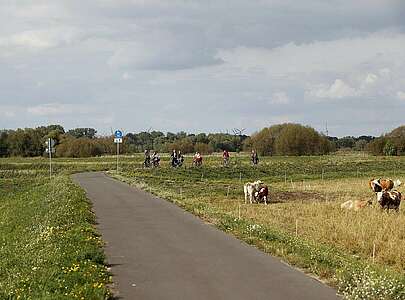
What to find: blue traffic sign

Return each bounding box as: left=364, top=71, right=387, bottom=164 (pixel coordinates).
left=114, top=130, right=123, bottom=138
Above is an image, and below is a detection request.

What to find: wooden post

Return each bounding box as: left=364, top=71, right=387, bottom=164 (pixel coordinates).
left=239, top=172, right=242, bottom=183
left=227, top=186, right=230, bottom=198
left=238, top=202, right=241, bottom=220
left=321, top=168, right=324, bottom=181
left=372, top=242, right=376, bottom=263
left=284, top=171, right=287, bottom=185
left=295, top=219, right=298, bottom=237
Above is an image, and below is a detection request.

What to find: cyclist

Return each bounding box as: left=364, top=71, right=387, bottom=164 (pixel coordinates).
left=151, top=151, right=161, bottom=167
left=144, top=149, right=151, bottom=168
left=223, top=149, right=230, bottom=166
left=251, top=149, right=259, bottom=165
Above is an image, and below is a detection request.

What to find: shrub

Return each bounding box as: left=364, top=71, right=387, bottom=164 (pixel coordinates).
left=246, top=123, right=332, bottom=156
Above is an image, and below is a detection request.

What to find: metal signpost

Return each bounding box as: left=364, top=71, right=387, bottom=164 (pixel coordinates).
left=46, top=138, right=55, bottom=179
left=114, top=130, right=123, bottom=172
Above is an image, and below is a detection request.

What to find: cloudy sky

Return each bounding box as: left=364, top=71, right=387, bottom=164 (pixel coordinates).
left=0, top=0, right=404, bottom=137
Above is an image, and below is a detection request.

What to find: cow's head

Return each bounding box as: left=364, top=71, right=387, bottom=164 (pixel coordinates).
left=253, top=180, right=263, bottom=190
left=376, top=191, right=385, bottom=204
left=370, top=179, right=382, bottom=193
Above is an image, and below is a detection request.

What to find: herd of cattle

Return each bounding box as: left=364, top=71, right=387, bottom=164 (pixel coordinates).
left=341, top=178, right=402, bottom=212
left=244, top=178, right=403, bottom=212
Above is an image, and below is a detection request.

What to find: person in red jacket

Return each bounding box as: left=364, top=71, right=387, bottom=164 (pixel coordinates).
left=223, top=149, right=230, bottom=166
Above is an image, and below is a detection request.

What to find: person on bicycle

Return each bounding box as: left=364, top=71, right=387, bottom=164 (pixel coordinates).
left=251, top=149, right=259, bottom=165
left=223, top=149, right=230, bottom=166
left=144, top=149, right=151, bottom=167
left=193, top=152, right=202, bottom=166
left=151, top=151, right=160, bottom=167
left=177, top=150, right=184, bottom=167
left=171, top=149, right=177, bottom=167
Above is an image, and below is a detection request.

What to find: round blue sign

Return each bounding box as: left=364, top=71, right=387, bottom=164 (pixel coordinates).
left=114, top=130, right=123, bottom=138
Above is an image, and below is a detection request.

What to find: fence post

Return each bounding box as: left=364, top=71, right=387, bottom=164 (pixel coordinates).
left=372, top=242, right=376, bottom=263
left=295, top=219, right=298, bottom=237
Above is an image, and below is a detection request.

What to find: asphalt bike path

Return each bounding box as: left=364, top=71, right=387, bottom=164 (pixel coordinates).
left=73, top=172, right=339, bottom=300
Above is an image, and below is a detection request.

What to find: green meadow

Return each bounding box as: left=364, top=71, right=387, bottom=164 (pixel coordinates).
left=1, top=153, right=405, bottom=299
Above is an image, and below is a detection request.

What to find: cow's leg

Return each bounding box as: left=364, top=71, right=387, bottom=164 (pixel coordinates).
left=264, top=196, right=267, bottom=205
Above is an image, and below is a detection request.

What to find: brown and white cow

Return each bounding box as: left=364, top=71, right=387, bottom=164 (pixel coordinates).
left=340, top=199, right=371, bottom=211
left=369, top=178, right=401, bottom=193
left=255, top=185, right=269, bottom=205
left=244, top=180, right=262, bottom=204
left=376, top=190, right=402, bottom=211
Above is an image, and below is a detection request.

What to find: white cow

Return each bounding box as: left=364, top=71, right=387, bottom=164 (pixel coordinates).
left=244, top=180, right=263, bottom=204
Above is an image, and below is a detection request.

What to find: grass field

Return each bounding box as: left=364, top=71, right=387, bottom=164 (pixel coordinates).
left=1, top=153, right=405, bottom=299
left=0, top=164, right=111, bottom=299
left=112, top=153, right=405, bottom=299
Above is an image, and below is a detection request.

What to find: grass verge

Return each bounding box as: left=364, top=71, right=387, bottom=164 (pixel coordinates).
left=0, top=174, right=111, bottom=299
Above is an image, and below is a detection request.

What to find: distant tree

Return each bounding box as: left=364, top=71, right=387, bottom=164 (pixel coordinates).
left=56, top=137, right=104, bottom=157
left=194, top=142, right=214, bottom=154
left=245, top=125, right=285, bottom=156
left=167, top=137, right=194, bottom=154
left=166, top=132, right=177, bottom=142
left=67, top=128, right=97, bottom=139
left=388, top=126, right=405, bottom=138
left=354, top=139, right=368, bottom=151
left=195, top=133, right=209, bottom=144
left=383, top=141, right=397, bottom=156
left=0, top=131, right=9, bottom=157
left=366, top=125, right=405, bottom=156
left=246, top=123, right=331, bottom=156
left=336, top=136, right=356, bottom=149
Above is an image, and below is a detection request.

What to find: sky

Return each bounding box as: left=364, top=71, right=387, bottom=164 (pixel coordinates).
left=0, top=0, right=404, bottom=137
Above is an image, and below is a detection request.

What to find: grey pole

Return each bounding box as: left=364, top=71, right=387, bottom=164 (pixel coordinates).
left=117, top=142, right=119, bottom=172
left=48, top=138, right=52, bottom=179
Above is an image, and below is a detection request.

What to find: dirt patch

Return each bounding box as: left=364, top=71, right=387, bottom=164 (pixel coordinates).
left=270, top=191, right=327, bottom=203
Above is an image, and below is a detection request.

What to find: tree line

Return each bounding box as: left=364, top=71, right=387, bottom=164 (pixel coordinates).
left=0, top=123, right=403, bottom=157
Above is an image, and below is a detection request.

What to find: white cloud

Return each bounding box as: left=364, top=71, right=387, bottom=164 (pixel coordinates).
left=108, top=32, right=223, bottom=71
left=364, top=73, right=378, bottom=85
left=122, top=72, right=131, bottom=80
left=27, top=103, right=70, bottom=116
left=309, top=79, right=357, bottom=99
left=0, top=108, right=16, bottom=118
left=397, top=91, right=405, bottom=100
left=0, top=27, right=85, bottom=55
left=270, top=92, right=290, bottom=104
left=217, top=32, right=405, bottom=81
left=26, top=103, right=91, bottom=116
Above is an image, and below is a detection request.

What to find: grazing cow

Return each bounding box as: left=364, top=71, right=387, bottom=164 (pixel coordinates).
left=340, top=199, right=371, bottom=211
left=376, top=190, right=402, bottom=211
left=244, top=180, right=263, bottom=204
left=369, top=178, right=402, bottom=193
left=255, top=185, right=269, bottom=205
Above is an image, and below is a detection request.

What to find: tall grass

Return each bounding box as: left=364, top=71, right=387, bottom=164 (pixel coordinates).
left=112, top=153, right=405, bottom=299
